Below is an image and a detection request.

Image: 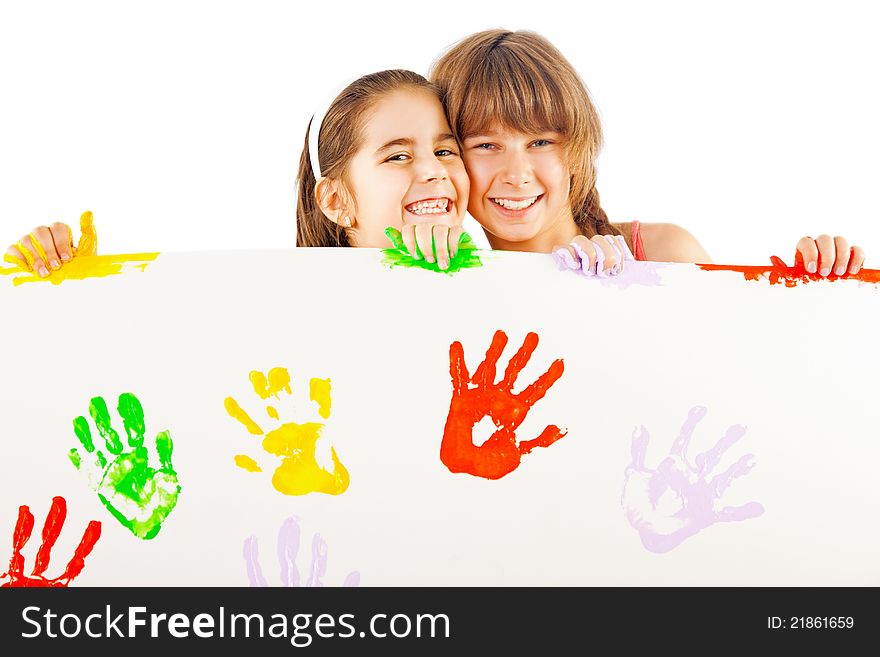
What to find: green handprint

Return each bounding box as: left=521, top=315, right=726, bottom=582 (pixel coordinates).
left=69, top=393, right=181, bottom=540
left=381, top=227, right=482, bottom=274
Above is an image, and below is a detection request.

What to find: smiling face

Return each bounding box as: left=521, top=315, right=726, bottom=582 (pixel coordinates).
left=462, top=126, right=579, bottom=252
left=343, top=88, right=469, bottom=247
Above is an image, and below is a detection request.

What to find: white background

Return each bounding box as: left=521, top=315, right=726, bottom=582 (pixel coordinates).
left=1, top=0, right=879, bottom=263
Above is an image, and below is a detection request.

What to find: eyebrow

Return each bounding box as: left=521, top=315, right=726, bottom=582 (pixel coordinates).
left=374, top=133, right=457, bottom=155
left=375, top=138, right=414, bottom=155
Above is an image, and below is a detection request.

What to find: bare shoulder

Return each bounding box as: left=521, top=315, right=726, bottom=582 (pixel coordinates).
left=638, top=222, right=712, bottom=263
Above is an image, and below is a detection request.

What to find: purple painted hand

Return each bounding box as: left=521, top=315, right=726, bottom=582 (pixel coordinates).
left=243, top=516, right=359, bottom=587
left=621, top=406, right=765, bottom=553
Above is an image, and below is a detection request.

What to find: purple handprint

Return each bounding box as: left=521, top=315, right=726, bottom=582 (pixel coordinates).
left=621, top=406, right=765, bottom=553
left=243, top=516, right=359, bottom=587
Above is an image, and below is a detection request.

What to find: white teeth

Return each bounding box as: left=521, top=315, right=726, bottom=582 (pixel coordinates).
left=406, top=198, right=450, bottom=215
left=493, top=196, right=539, bottom=210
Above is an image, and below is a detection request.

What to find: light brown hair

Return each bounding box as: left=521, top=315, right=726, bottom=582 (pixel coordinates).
left=430, top=29, right=620, bottom=238
left=296, top=69, right=438, bottom=247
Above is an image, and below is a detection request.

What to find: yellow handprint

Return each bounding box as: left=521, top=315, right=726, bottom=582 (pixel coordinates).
left=224, top=368, right=349, bottom=496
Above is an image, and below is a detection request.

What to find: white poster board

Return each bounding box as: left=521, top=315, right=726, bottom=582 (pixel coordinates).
left=1, top=248, right=878, bottom=586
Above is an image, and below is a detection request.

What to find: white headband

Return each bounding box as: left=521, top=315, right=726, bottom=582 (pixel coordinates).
left=307, top=75, right=363, bottom=180
left=307, top=106, right=328, bottom=180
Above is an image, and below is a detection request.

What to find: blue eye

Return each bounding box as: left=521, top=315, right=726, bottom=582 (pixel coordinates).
left=532, top=139, right=552, bottom=147
left=385, top=153, right=410, bottom=162
left=436, top=148, right=458, bottom=157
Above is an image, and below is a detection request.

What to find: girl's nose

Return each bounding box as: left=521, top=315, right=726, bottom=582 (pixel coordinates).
left=418, top=155, right=448, bottom=183
left=501, top=149, right=532, bottom=186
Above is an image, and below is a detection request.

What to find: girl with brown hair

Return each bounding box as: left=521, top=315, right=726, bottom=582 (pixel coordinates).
left=6, top=69, right=472, bottom=273
left=429, top=29, right=866, bottom=277
left=294, top=69, right=469, bottom=268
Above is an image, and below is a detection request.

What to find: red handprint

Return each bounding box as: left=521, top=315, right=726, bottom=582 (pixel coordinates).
left=1, top=496, right=102, bottom=587
left=441, top=330, right=567, bottom=480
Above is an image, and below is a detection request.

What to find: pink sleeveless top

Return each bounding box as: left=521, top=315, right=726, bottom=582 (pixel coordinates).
left=631, top=221, right=647, bottom=261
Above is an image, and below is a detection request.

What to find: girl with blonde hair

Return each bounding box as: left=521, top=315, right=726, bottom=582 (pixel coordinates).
left=429, top=29, right=865, bottom=277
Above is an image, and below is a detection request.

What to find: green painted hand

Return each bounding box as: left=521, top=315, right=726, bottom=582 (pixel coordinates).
left=69, top=393, right=180, bottom=540
left=381, top=227, right=482, bottom=274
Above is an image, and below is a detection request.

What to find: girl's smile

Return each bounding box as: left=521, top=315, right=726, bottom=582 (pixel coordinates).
left=489, top=194, right=544, bottom=216
left=404, top=197, right=454, bottom=219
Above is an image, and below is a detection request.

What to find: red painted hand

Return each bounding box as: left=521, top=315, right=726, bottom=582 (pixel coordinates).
left=441, top=330, right=566, bottom=480
left=1, top=496, right=101, bottom=588
left=698, top=251, right=880, bottom=287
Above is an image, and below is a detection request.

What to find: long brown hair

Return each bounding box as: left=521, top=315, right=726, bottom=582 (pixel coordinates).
left=430, top=29, right=619, bottom=238
left=296, top=70, right=438, bottom=247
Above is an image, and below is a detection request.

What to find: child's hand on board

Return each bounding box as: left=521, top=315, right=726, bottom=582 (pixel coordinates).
left=794, top=234, right=865, bottom=276
left=4, top=211, right=97, bottom=277
left=398, top=222, right=466, bottom=271
left=383, top=227, right=482, bottom=274
left=552, top=234, right=634, bottom=277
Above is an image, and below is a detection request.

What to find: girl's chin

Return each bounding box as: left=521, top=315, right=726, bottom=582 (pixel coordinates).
left=483, top=221, right=541, bottom=244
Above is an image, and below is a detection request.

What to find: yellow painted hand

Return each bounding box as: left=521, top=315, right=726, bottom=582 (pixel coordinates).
left=2, top=211, right=157, bottom=286
left=3, top=211, right=96, bottom=271
left=224, top=368, right=349, bottom=496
